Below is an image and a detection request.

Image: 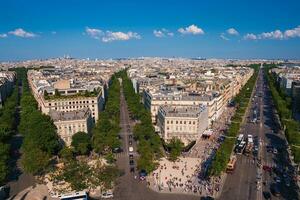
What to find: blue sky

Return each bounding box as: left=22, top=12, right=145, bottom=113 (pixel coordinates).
left=0, top=0, right=300, bottom=61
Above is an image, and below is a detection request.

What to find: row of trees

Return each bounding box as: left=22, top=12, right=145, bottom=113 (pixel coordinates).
left=0, top=76, right=18, bottom=185
left=16, top=68, right=61, bottom=175
left=92, top=74, right=121, bottom=157
left=264, top=64, right=300, bottom=163
left=119, top=70, right=163, bottom=173
left=208, top=64, right=259, bottom=176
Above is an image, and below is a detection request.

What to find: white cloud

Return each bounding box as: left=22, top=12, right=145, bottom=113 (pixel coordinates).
left=86, top=27, right=141, bottom=42
left=178, top=24, right=204, bottom=35
left=227, top=28, right=239, bottom=35
left=243, top=33, right=257, bottom=40
left=244, top=25, right=300, bottom=41
left=51, top=31, right=57, bottom=35
left=8, top=28, right=37, bottom=38
left=220, top=33, right=229, bottom=41
left=153, top=30, right=164, bottom=37
left=258, top=30, right=283, bottom=39
left=102, top=31, right=141, bottom=42
left=0, top=33, right=7, bottom=38
left=153, top=28, right=174, bottom=38
left=85, top=27, right=103, bottom=39
left=284, top=26, right=300, bottom=38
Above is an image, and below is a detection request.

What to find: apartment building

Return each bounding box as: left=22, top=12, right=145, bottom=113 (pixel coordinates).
left=157, top=105, right=208, bottom=144
left=28, top=70, right=105, bottom=122
left=50, top=108, right=93, bottom=146
left=143, top=90, right=217, bottom=125
left=0, top=71, right=16, bottom=107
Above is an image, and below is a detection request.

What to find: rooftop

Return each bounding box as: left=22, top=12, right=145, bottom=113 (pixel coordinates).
left=50, top=107, right=90, bottom=121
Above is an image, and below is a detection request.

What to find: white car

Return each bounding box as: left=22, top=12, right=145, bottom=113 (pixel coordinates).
left=129, top=146, right=133, bottom=152
left=101, top=192, right=113, bottom=199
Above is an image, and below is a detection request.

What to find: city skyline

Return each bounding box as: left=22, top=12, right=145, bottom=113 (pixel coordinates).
left=1, top=0, right=300, bottom=61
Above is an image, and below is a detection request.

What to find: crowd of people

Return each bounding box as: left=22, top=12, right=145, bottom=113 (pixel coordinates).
left=148, top=106, right=236, bottom=197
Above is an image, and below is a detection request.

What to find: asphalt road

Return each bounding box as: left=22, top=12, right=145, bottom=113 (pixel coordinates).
left=113, top=83, right=199, bottom=200
left=220, top=66, right=299, bottom=200
left=6, top=84, right=36, bottom=199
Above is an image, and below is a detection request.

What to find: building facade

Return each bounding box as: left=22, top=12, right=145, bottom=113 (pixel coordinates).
left=157, top=105, right=208, bottom=144
left=50, top=108, right=93, bottom=146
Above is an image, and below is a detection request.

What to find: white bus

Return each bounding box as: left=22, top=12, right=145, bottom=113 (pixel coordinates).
left=58, top=191, right=88, bottom=200
left=236, top=134, right=244, bottom=144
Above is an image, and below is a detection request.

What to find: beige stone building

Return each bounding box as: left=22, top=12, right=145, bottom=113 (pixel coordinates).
left=157, top=105, right=208, bottom=144
left=50, top=108, right=93, bottom=146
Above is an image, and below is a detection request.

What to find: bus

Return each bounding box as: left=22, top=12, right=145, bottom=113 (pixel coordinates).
left=57, top=191, right=88, bottom=200
left=236, top=140, right=246, bottom=154
left=236, top=134, right=244, bottom=145
left=226, top=156, right=237, bottom=173
left=244, top=136, right=254, bottom=156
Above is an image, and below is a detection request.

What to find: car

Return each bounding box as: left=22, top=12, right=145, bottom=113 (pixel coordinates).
left=129, top=154, right=134, bottom=159
left=129, top=135, right=133, bottom=139
left=130, top=167, right=135, bottom=173
left=273, top=148, right=278, bottom=154
left=129, top=160, right=134, bottom=165
left=129, top=146, right=133, bottom=152
left=129, top=140, right=133, bottom=145
left=112, top=147, right=122, bottom=153
left=263, top=165, right=272, bottom=172
left=101, top=191, right=114, bottom=199
left=285, top=177, right=291, bottom=187
left=271, top=184, right=280, bottom=197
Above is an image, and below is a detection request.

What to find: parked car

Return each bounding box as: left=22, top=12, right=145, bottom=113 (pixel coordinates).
left=263, top=191, right=271, bottom=199
left=112, top=147, right=122, bottom=153
left=129, top=154, right=134, bottom=159
left=271, top=184, right=280, bottom=197
left=129, top=140, right=133, bottom=145
left=129, top=160, right=134, bottom=165
left=101, top=191, right=114, bottom=199
left=263, top=165, right=272, bottom=172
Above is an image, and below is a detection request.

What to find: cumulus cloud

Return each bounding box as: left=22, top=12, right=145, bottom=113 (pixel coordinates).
left=85, top=27, right=141, bottom=42
left=85, top=27, right=103, bottom=39
left=284, top=26, right=300, bottom=38
left=8, top=28, right=37, bottom=38
left=0, top=33, right=7, bottom=38
left=51, top=31, right=57, bottom=35
left=102, top=31, right=141, bottom=42
left=227, top=28, right=239, bottom=35
left=243, top=33, right=257, bottom=40
left=153, top=28, right=174, bottom=38
left=178, top=24, right=204, bottom=35
left=258, top=30, right=283, bottom=39
left=220, top=33, right=229, bottom=41
left=244, top=25, right=300, bottom=40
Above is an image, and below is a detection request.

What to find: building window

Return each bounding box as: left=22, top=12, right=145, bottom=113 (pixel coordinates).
left=176, top=121, right=178, bottom=124
left=49, top=103, right=51, bottom=106
left=167, top=120, right=169, bottom=124
left=193, top=121, right=195, bottom=125
left=180, top=121, right=182, bottom=124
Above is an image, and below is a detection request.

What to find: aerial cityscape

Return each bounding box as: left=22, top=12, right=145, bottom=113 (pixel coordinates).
left=0, top=1, right=300, bottom=200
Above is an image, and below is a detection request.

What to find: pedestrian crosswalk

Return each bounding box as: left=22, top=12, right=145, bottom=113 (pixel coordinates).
left=115, top=152, right=138, bottom=158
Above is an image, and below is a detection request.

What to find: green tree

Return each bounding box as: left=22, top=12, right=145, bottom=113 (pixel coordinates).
left=167, top=138, right=184, bottom=162
left=21, top=148, right=51, bottom=174
left=71, top=132, right=91, bottom=155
